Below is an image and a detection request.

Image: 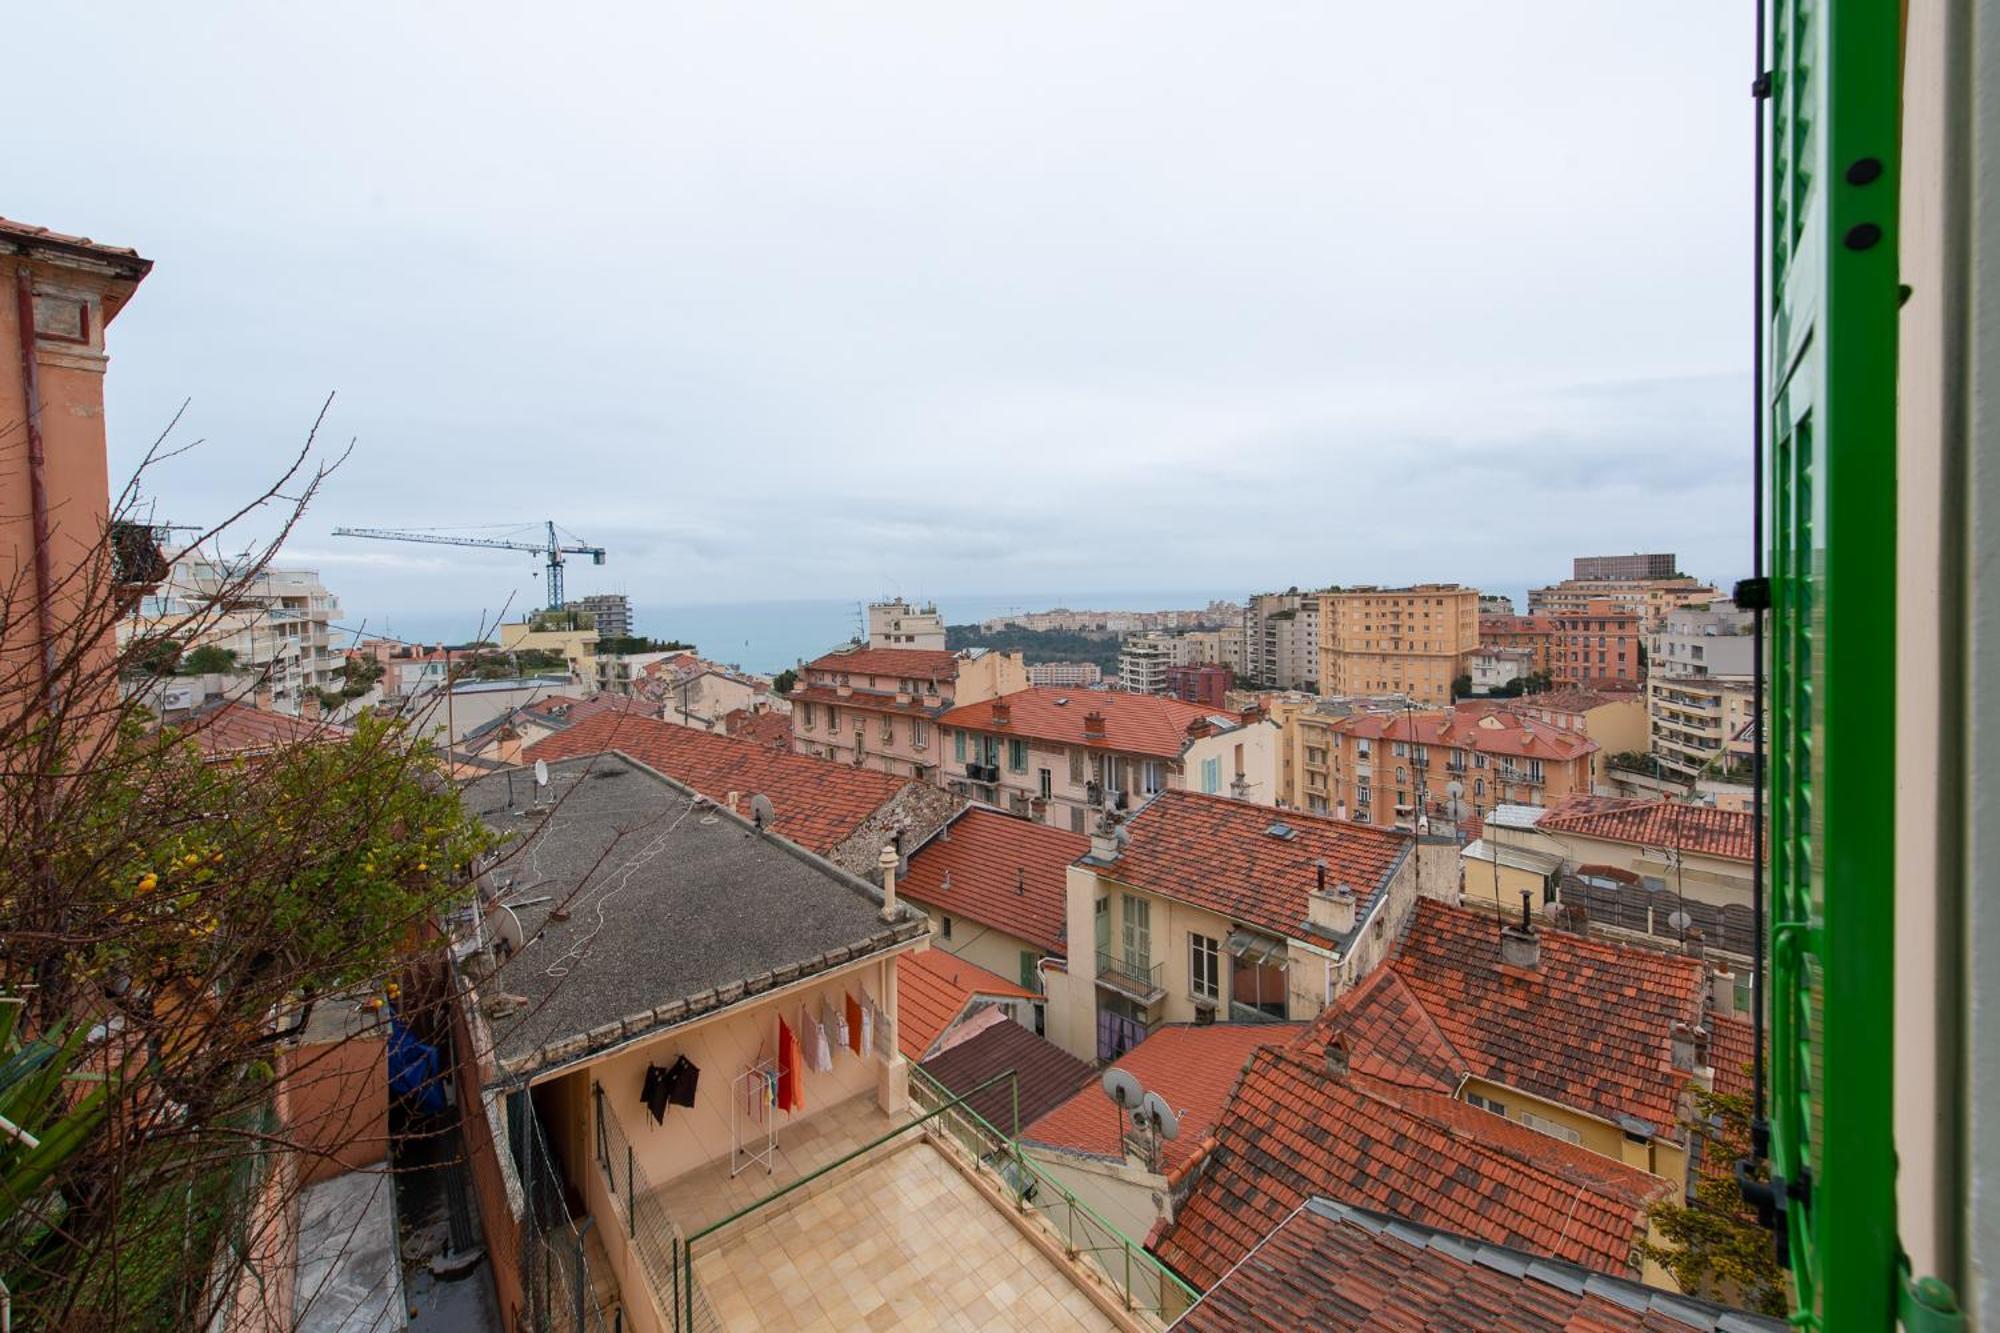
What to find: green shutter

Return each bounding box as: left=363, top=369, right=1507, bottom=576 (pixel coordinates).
left=1765, top=0, right=1900, bottom=1324
left=954, top=729, right=965, bottom=763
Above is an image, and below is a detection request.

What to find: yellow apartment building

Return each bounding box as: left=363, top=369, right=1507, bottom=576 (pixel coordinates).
left=1317, top=584, right=1480, bottom=705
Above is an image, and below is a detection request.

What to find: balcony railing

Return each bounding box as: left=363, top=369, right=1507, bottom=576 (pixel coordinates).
left=1095, top=951, right=1166, bottom=1004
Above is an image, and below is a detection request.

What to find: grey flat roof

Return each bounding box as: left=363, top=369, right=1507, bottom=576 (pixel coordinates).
left=465, top=755, right=927, bottom=1080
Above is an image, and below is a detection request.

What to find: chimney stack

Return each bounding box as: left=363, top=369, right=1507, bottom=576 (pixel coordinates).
left=1670, top=1021, right=1704, bottom=1073
left=990, top=699, right=1012, bottom=727
left=1709, top=968, right=1738, bottom=1017
left=1499, top=893, right=1540, bottom=969
left=725, top=790, right=741, bottom=816
left=1083, top=710, right=1107, bottom=741
left=1307, top=861, right=1357, bottom=937
left=878, top=844, right=900, bottom=922
left=1089, top=812, right=1121, bottom=862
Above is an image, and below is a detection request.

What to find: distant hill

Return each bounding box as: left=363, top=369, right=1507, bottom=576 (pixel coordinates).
left=946, top=624, right=1122, bottom=675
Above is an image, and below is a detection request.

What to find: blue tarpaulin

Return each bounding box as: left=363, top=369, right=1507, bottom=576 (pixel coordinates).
left=387, top=1017, right=446, bottom=1115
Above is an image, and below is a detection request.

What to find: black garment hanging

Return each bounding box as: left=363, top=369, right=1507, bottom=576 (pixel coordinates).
left=641, top=1064, right=671, bottom=1124
left=664, top=1054, right=700, bottom=1108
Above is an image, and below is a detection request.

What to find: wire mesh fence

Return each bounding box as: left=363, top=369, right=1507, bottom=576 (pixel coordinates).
left=513, top=1100, right=615, bottom=1333
left=591, top=1081, right=721, bottom=1333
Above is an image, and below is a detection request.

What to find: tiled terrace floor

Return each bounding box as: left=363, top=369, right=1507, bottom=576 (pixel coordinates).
left=641, top=1094, right=1118, bottom=1331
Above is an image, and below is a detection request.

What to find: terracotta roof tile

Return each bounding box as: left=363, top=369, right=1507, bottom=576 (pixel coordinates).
left=1708, top=1012, right=1756, bottom=1101
left=723, top=708, right=793, bottom=749
left=805, top=645, right=960, bottom=680
left=1306, top=968, right=1464, bottom=1094
left=896, top=949, right=1040, bottom=1060
left=1174, top=1198, right=1782, bottom=1331
left=523, top=711, right=903, bottom=855
left=1026, top=1023, right=1302, bottom=1180
left=938, top=687, right=1243, bottom=760
left=1329, top=708, right=1598, bottom=762
left=0, top=216, right=151, bottom=271
left=1153, top=1045, right=1675, bottom=1290
left=171, top=700, right=350, bottom=760
left=1536, top=795, right=1758, bottom=863
left=900, top=808, right=1086, bottom=956
left=1390, top=899, right=1707, bottom=1133
left=1096, top=790, right=1411, bottom=942
left=919, top=1019, right=1095, bottom=1136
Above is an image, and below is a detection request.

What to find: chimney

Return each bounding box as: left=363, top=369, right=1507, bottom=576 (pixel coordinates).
left=1306, top=862, right=1357, bottom=937
left=301, top=692, right=321, bottom=721
left=1089, top=812, right=1121, bottom=862
left=1670, top=1021, right=1704, bottom=1073
left=1682, top=928, right=1706, bottom=961
left=1083, top=710, right=1107, bottom=741
left=253, top=680, right=273, bottom=712
left=1186, top=717, right=1212, bottom=739
left=1499, top=892, right=1540, bottom=969
left=1324, top=1031, right=1350, bottom=1080
left=725, top=790, right=741, bottom=816
left=1709, top=968, right=1738, bottom=1017
left=990, top=699, right=1012, bottom=727
left=1240, top=703, right=1264, bottom=726
left=878, top=844, right=900, bottom=923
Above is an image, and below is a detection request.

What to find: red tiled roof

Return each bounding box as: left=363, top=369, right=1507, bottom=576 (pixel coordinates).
left=938, top=687, right=1240, bottom=760
left=1174, top=1198, right=1769, bottom=1332
left=1480, top=614, right=1559, bottom=635
left=1309, top=967, right=1463, bottom=1094
left=1153, top=1045, right=1674, bottom=1289
left=523, top=712, right=904, bottom=856
left=1709, top=1012, right=1757, bottom=1101
left=723, top=708, right=793, bottom=749
left=1390, top=899, right=1707, bottom=1133
left=1328, top=708, right=1597, bottom=763
left=1506, top=688, right=1640, bottom=717
left=0, top=217, right=151, bottom=271
left=524, top=693, right=656, bottom=724
left=900, top=809, right=1086, bottom=957
left=805, top=645, right=959, bottom=680
left=919, top=1019, right=1095, bottom=1136
left=1095, top=790, right=1411, bottom=942
left=1536, top=794, right=1758, bottom=863
left=790, top=685, right=943, bottom=719
left=173, top=700, right=351, bottom=760
left=895, top=949, right=1039, bottom=1060
left=1026, top=1023, right=1302, bottom=1180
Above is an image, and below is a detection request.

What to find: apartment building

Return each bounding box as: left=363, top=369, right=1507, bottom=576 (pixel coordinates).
left=1164, top=662, right=1232, bottom=707
left=1645, top=599, right=1756, bottom=784
left=564, top=592, right=631, bottom=639
left=792, top=643, right=1028, bottom=779
left=1180, top=626, right=1248, bottom=675
left=1549, top=599, right=1643, bottom=687
left=1573, top=551, right=1680, bottom=580
left=128, top=549, right=346, bottom=715
left=1049, top=791, right=1438, bottom=1063
left=1244, top=590, right=1320, bottom=690
left=937, top=687, right=1279, bottom=830
left=495, top=617, right=597, bottom=682
left=1468, top=646, right=1534, bottom=693
left=1477, top=593, right=1517, bottom=615
left=1317, top=584, right=1479, bottom=705
left=1324, top=707, right=1597, bottom=828
left=1530, top=573, right=1721, bottom=631
left=2, top=219, right=155, bottom=715
left=1117, top=632, right=1191, bottom=693
left=1477, top=612, right=1558, bottom=676
left=1498, top=688, right=1649, bottom=790
left=1026, top=660, right=1101, bottom=687
left=867, top=597, right=946, bottom=650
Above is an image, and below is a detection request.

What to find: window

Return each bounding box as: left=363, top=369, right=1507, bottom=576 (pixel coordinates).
left=1474, top=752, right=1488, bottom=769
left=827, top=706, right=839, bottom=732
left=1473, top=777, right=1484, bottom=797
left=1069, top=749, right=1086, bottom=784
left=1466, top=1091, right=1508, bottom=1117
left=881, top=715, right=895, bottom=743
left=1038, top=767, right=1053, bottom=799
left=1142, top=760, right=1165, bottom=794
left=1071, top=806, right=1088, bottom=833
left=1122, top=896, right=1151, bottom=972
left=1094, top=896, right=1110, bottom=955
left=911, top=719, right=928, bottom=750
left=1007, top=738, right=1028, bottom=772
left=941, top=915, right=953, bottom=940
left=1190, top=933, right=1221, bottom=1002
left=953, top=729, right=966, bottom=762
left=801, top=702, right=817, bottom=731
left=1201, top=756, right=1221, bottom=794
left=1520, top=1111, right=1584, bottom=1146
left=1392, top=742, right=1407, bottom=757
left=1357, top=782, right=1371, bottom=806
left=1020, top=950, right=1041, bottom=993
left=1396, top=766, right=1407, bottom=783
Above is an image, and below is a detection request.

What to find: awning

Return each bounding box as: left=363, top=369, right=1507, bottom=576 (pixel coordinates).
left=1227, top=931, right=1289, bottom=969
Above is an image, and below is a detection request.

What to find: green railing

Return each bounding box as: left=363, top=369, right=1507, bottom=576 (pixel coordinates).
left=909, top=1066, right=1198, bottom=1324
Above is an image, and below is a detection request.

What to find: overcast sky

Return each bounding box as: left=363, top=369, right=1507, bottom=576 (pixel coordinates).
left=13, top=4, right=1750, bottom=631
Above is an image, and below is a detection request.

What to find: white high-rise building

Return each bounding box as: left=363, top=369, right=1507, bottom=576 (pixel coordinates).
left=126, top=548, right=345, bottom=715
left=866, top=598, right=946, bottom=650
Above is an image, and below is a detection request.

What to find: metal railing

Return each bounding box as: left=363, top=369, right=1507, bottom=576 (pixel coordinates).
left=909, top=1067, right=1198, bottom=1325
left=515, top=1101, right=615, bottom=1333
left=591, top=1083, right=719, bottom=1333
left=1095, top=950, right=1167, bottom=1001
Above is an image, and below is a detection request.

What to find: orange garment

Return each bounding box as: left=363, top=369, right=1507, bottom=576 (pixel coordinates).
left=777, top=1017, right=803, bottom=1112
left=845, top=993, right=864, bottom=1056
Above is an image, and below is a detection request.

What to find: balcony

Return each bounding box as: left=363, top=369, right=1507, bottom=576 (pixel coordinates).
left=965, top=762, right=1001, bottom=784
left=1095, top=951, right=1167, bottom=1005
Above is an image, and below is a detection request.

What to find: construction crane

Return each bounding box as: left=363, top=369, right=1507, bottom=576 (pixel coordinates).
left=332, top=521, right=606, bottom=609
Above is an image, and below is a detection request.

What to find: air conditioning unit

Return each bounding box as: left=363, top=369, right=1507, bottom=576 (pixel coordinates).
left=160, top=684, right=197, bottom=712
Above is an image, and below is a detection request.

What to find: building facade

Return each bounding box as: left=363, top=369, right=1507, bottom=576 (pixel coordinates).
left=1317, top=584, right=1479, bottom=705
left=1164, top=663, right=1232, bottom=707
left=565, top=592, right=631, bottom=639
left=936, top=687, right=1280, bottom=831
left=867, top=598, right=946, bottom=650
left=1323, top=707, right=1597, bottom=829
left=1469, top=647, right=1533, bottom=694
left=1477, top=613, right=1558, bottom=676
left=1529, top=575, right=1721, bottom=631
left=791, top=644, right=1028, bottom=780
left=1498, top=688, right=1650, bottom=790
left=1243, top=591, right=1319, bottom=690
left=1573, top=552, right=1679, bottom=581
left=1549, top=600, right=1643, bottom=688
left=1026, top=660, right=1102, bottom=688
left=129, top=550, right=346, bottom=716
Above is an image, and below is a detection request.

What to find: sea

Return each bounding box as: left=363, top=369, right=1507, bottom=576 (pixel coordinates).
left=373, top=583, right=1545, bottom=676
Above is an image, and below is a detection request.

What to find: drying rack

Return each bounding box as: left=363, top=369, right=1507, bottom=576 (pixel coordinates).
left=731, top=1057, right=779, bottom=1177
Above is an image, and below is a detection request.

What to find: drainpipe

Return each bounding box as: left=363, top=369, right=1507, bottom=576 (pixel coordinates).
left=12, top=266, right=58, bottom=711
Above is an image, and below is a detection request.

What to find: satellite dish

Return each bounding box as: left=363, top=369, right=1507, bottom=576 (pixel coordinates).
left=1101, top=1068, right=1145, bottom=1110
left=1446, top=779, right=1464, bottom=802
left=1541, top=900, right=1563, bottom=921
left=749, top=793, right=777, bottom=829
left=533, top=759, right=550, bottom=787
left=1140, top=1090, right=1181, bottom=1141
left=485, top=901, right=525, bottom=958
left=1667, top=909, right=1693, bottom=933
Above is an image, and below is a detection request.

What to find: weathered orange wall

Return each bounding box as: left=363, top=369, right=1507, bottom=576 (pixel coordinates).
left=287, top=1034, right=391, bottom=1187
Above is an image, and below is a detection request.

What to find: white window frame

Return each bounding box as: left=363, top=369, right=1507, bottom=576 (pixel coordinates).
left=1189, top=933, right=1221, bottom=1002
